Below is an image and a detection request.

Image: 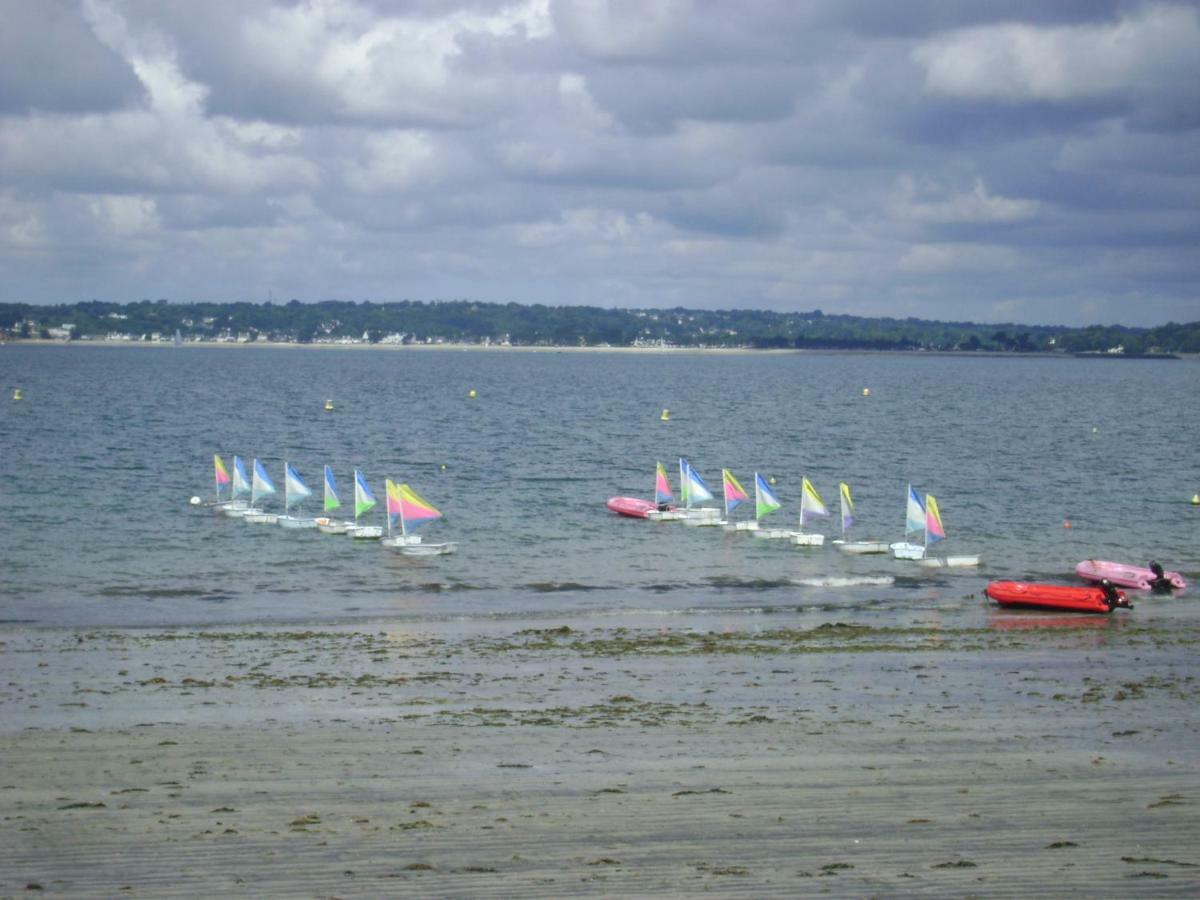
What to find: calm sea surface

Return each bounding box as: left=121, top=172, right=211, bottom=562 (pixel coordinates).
left=1, top=345, right=1196, bottom=630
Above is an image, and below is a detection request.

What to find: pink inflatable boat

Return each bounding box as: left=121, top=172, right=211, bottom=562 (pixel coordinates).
left=1075, top=559, right=1186, bottom=591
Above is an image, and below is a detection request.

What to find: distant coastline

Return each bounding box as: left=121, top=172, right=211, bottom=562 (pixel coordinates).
left=6, top=337, right=1192, bottom=360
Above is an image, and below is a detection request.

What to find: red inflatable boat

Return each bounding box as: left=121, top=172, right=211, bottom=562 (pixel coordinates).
left=606, top=496, right=657, bottom=519
left=986, top=580, right=1132, bottom=614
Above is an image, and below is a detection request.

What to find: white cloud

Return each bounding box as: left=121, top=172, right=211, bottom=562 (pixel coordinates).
left=913, top=4, right=1200, bottom=104
left=892, top=176, right=1042, bottom=225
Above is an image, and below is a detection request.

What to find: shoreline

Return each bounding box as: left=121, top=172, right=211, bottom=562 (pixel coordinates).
left=5, top=338, right=1194, bottom=360
left=4, top=619, right=1198, bottom=896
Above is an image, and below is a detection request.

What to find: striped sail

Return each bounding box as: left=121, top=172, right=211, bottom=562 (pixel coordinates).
left=925, top=494, right=946, bottom=544
left=284, top=463, right=312, bottom=511
left=232, top=456, right=251, bottom=499
left=905, top=484, right=925, bottom=536
left=683, top=461, right=714, bottom=504
left=251, top=459, right=276, bottom=505
left=655, top=462, right=674, bottom=506
left=755, top=473, right=782, bottom=520
left=354, top=470, right=377, bottom=519
left=722, top=469, right=748, bottom=516
left=799, top=477, right=829, bottom=526
left=323, top=466, right=341, bottom=513
left=839, top=482, right=856, bottom=534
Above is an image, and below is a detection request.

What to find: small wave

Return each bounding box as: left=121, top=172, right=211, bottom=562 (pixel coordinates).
left=791, top=575, right=895, bottom=588
left=705, top=576, right=797, bottom=591
left=96, top=586, right=233, bottom=600
left=525, top=581, right=613, bottom=593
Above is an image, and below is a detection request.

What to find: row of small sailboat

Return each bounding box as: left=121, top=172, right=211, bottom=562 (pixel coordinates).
left=607, top=460, right=981, bottom=567
left=208, top=455, right=456, bottom=556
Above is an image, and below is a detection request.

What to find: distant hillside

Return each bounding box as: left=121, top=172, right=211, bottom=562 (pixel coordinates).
left=1, top=299, right=1196, bottom=354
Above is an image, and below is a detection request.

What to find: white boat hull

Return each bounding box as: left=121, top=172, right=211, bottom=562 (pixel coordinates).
left=398, top=542, right=457, bottom=556
left=752, top=528, right=795, bottom=540
left=792, top=533, right=825, bottom=547
left=219, top=501, right=251, bottom=517
left=918, top=555, right=982, bottom=568
left=348, top=525, right=383, bottom=539
left=646, top=510, right=686, bottom=522
left=244, top=512, right=278, bottom=525
left=683, top=516, right=724, bottom=527
left=381, top=534, right=422, bottom=548
left=890, top=541, right=926, bottom=560
left=315, top=517, right=352, bottom=534
left=722, top=520, right=759, bottom=532
left=278, top=515, right=317, bottom=529
left=833, top=539, right=890, bottom=555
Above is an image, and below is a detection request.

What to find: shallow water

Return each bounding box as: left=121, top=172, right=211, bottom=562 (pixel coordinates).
left=0, top=345, right=1196, bottom=629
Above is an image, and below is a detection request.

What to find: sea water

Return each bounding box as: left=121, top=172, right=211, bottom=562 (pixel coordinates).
left=0, top=345, right=1196, bottom=631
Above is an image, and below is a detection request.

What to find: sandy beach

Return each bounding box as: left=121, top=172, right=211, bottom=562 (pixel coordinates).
left=3, top=618, right=1198, bottom=897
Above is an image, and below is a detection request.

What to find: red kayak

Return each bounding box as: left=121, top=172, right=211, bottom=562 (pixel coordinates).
left=606, top=496, right=657, bottom=519
left=986, top=580, right=1132, bottom=614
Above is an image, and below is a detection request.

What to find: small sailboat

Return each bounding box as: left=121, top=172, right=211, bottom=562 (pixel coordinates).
left=244, top=458, right=279, bottom=523
left=221, top=455, right=253, bottom=516
left=646, top=461, right=685, bottom=521
left=278, top=462, right=317, bottom=528
left=750, top=474, right=793, bottom=538
left=832, top=482, right=888, bottom=554
left=347, top=470, right=382, bottom=538
left=916, top=495, right=981, bottom=567
left=890, top=485, right=927, bottom=559
left=792, top=477, right=829, bottom=546
left=679, top=458, right=721, bottom=525
left=315, top=465, right=353, bottom=533
left=382, top=480, right=457, bottom=555
left=721, top=469, right=757, bottom=530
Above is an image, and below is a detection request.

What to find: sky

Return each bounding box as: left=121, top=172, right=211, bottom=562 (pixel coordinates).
left=1, top=0, right=1198, bottom=326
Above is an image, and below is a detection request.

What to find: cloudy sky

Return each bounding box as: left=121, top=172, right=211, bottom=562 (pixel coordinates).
left=2, top=0, right=1198, bottom=325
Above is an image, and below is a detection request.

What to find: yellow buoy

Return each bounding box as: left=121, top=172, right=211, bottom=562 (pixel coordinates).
left=1191, top=494, right=1199, bottom=506
left=1092, top=427, right=1099, bottom=434
left=660, top=409, right=670, bottom=421
left=769, top=476, right=776, bottom=485
left=440, top=464, right=447, bottom=472
left=12, top=388, right=22, bottom=401
left=862, top=387, right=869, bottom=397
left=468, top=389, right=477, bottom=399
left=324, top=399, right=335, bottom=411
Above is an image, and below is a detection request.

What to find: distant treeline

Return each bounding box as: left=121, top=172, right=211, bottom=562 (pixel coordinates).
left=2, top=299, right=1197, bottom=354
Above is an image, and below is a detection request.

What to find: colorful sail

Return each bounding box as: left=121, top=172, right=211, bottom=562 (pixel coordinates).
left=754, top=473, right=782, bottom=520
left=354, top=470, right=377, bottom=518
left=925, top=494, right=946, bottom=544
left=385, top=479, right=402, bottom=530
left=214, top=454, right=231, bottom=486
left=679, top=458, right=689, bottom=505
left=799, top=477, right=830, bottom=526
left=722, top=469, right=748, bottom=515
left=905, top=484, right=925, bottom=535
left=683, top=461, right=714, bottom=504
left=397, top=483, right=443, bottom=530
left=285, top=463, right=312, bottom=509
left=655, top=462, right=674, bottom=506
left=323, top=465, right=341, bottom=513
left=839, top=482, right=855, bottom=534
left=232, top=456, right=251, bottom=499
left=251, top=458, right=276, bottom=504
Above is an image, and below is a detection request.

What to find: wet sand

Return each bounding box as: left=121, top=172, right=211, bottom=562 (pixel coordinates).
left=3, top=619, right=1198, bottom=896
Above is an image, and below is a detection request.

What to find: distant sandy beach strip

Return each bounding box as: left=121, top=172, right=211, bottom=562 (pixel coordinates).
left=3, top=620, right=1198, bottom=896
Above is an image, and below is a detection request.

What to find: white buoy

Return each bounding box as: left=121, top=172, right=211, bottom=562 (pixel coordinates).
left=189, top=496, right=202, bottom=506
